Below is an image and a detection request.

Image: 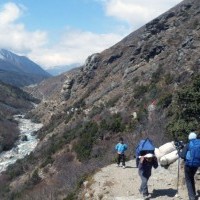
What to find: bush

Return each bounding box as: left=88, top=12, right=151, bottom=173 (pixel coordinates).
left=7, top=160, right=25, bottom=180
left=73, top=121, right=98, bottom=161
left=64, top=192, right=76, bottom=200
left=25, top=169, right=41, bottom=189
left=151, top=66, right=163, bottom=84
left=106, top=95, right=121, bottom=107
left=134, top=85, right=148, bottom=99
left=157, top=93, right=172, bottom=109
left=164, top=73, right=174, bottom=84
left=109, top=113, right=125, bottom=133
left=167, top=75, right=200, bottom=141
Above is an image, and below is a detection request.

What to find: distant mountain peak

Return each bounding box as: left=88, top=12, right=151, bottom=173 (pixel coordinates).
left=0, top=49, right=51, bottom=87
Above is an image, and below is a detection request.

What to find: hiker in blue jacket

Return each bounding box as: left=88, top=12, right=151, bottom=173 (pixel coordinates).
left=115, top=137, right=127, bottom=168
left=138, top=153, right=158, bottom=199
left=179, top=132, right=200, bottom=200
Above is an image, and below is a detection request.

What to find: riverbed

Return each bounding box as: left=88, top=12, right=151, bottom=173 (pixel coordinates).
left=0, top=115, right=43, bottom=173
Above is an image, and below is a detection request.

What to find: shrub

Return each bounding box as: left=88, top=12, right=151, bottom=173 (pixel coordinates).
left=7, top=160, right=25, bottom=180
left=29, top=169, right=41, bottom=185
left=64, top=192, right=76, bottom=200
left=151, top=66, right=164, bottom=84
left=157, top=93, right=172, bottom=109
left=164, top=73, right=174, bottom=84
left=109, top=113, right=125, bottom=133
left=73, top=121, right=98, bottom=161
left=89, top=105, right=104, bottom=118
left=134, top=85, right=148, bottom=99
left=40, top=156, right=54, bottom=168
left=106, top=95, right=121, bottom=107
left=25, top=169, right=41, bottom=189
left=167, top=75, right=200, bottom=141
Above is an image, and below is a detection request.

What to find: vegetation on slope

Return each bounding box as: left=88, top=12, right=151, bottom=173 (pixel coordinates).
left=167, top=75, right=200, bottom=141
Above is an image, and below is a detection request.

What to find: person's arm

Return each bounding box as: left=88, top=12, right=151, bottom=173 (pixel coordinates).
left=179, top=144, right=189, bottom=160
left=138, top=156, right=145, bottom=169
left=153, top=157, right=158, bottom=169
left=124, top=144, right=128, bottom=151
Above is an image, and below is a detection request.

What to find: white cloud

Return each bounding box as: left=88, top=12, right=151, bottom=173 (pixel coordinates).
left=0, top=2, right=22, bottom=24
left=29, top=29, right=125, bottom=69
left=27, top=0, right=182, bottom=69
left=0, top=2, right=125, bottom=69
left=0, top=3, right=47, bottom=53
left=101, top=0, right=182, bottom=29
left=0, top=1, right=183, bottom=70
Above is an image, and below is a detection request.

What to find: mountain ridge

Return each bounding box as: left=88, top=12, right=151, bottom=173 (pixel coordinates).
left=0, top=49, right=51, bottom=87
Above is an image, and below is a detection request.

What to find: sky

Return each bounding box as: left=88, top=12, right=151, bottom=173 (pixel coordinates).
left=0, top=0, right=183, bottom=70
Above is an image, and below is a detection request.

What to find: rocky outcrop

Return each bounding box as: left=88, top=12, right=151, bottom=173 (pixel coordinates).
left=84, top=53, right=101, bottom=71
left=61, top=77, right=74, bottom=101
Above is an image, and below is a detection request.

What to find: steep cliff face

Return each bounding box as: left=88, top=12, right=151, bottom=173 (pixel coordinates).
left=1, top=0, right=200, bottom=199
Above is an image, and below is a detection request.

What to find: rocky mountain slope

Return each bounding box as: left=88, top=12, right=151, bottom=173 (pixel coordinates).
left=0, top=0, right=200, bottom=199
left=0, top=49, right=51, bottom=87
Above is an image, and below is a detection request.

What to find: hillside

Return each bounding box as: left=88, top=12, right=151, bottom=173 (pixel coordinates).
left=0, top=0, right=200, bottom=199
left=0, top=49, right=51, bottom=87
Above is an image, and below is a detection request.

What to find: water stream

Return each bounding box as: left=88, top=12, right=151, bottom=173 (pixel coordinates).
left=0, top=114, right=43, bottom=173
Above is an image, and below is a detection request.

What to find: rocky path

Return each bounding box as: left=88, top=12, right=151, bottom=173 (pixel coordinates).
left=81, top=159, right=200, bottom=200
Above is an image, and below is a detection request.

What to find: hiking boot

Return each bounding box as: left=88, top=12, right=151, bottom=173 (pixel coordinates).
left=143, top=194, right=151, bottom=199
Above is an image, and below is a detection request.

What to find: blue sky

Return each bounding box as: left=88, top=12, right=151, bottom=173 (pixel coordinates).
left=0, top=0, right=182, bottom=70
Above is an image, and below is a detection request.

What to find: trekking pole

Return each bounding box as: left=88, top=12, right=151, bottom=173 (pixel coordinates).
left=175, top=156, right=180, bottom=197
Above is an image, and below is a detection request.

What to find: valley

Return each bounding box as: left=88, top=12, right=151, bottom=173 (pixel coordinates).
left=0, top=0, right=199, bottom=199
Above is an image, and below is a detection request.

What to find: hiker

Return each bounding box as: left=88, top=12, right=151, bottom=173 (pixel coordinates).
left=138, top=153, right=158, bottom=199
left=115, top=137, right=127, bottom=168
left=135, top=138, right=155, bottom=168
left=179, top=132, right=200, bottom=200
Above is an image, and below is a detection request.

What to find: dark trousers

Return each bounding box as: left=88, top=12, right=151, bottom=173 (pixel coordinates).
left=184, top=165, right=198, bottom=200
left=139, top=170, right=150, bottom=196
left=117, top=154, right=125, bottom=166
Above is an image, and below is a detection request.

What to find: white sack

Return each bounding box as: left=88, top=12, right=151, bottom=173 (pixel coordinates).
left=160, top=150, right=179, bottom=166
left=158, top=142, right=176, bottom=157
left=154, top=148, right=162, bottom=160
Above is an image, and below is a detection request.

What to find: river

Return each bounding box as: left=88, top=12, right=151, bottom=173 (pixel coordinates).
left=0, top=115, right=43, bottom=173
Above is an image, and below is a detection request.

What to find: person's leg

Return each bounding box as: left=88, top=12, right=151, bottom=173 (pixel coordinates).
left=122, top=154, right=125, bottom=167
left=139, top=170, right=149, bottom=196
left=117, top=154, right=121, bottom=166
left=191, top=167, right=198, bottom=196
left=185, top=165, right=198, bottom=200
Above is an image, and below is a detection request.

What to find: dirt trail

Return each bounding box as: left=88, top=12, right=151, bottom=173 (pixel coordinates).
left=81, top=159, right=200, bottom=200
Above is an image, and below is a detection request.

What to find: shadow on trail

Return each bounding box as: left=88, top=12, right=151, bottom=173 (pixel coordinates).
left=151, top=188, right=177, bottom=198
left=125, top=166, right=137, bottom=169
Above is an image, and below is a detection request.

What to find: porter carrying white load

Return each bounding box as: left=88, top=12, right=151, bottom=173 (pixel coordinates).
left=155, top=141, right=179, bottom=166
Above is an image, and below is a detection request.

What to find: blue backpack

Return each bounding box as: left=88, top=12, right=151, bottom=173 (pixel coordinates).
left=135, top=138, right=155, bottom=158
left=186, top=139, right=200, bottom=167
